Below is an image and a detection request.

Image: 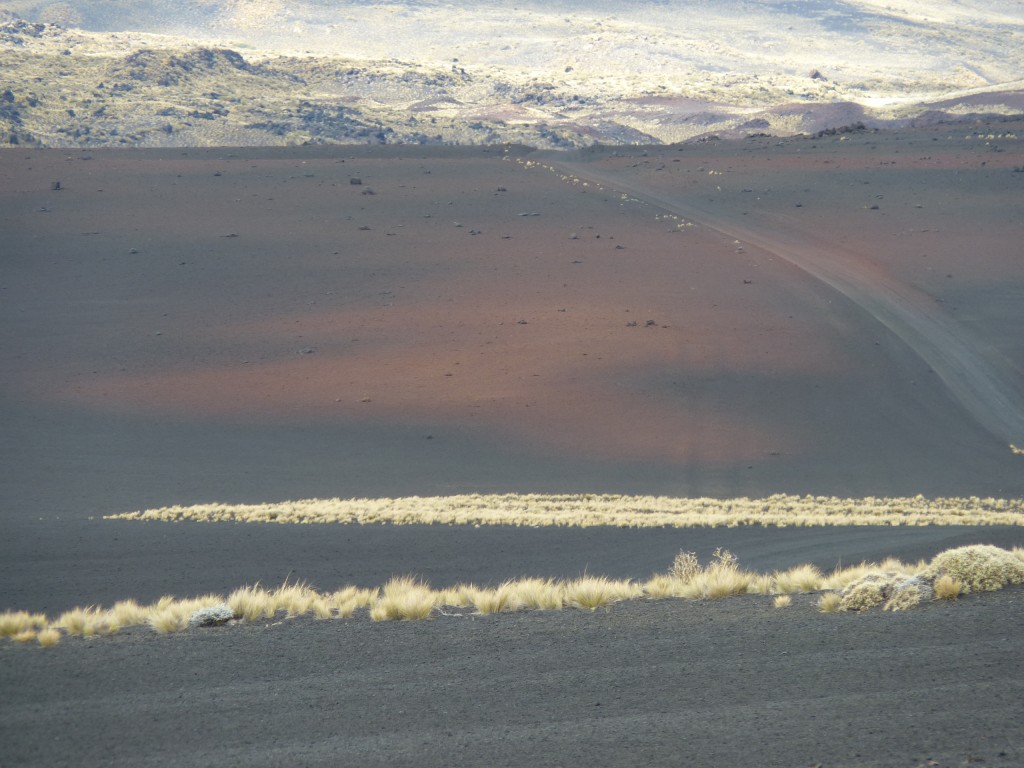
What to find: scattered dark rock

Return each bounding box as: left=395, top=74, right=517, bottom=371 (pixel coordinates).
left=813, top=122, right=867, bottom=138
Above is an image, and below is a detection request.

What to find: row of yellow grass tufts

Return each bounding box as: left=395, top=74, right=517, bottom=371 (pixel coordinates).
left=105, top=493, right=1024, bottom=528
left=4, top=546, right=1023, bottom=646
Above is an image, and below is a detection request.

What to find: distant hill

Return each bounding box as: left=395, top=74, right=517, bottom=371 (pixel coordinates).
left=3, top=1, right=1022, bottom=148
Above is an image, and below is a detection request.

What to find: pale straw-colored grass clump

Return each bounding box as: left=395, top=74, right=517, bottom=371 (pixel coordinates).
left=370, top=576, right=436, bottom=621
left=817, top=592, right=842, bottom=612
left=36, top=628, right=61, bottom=647
left=227, top=585, right=276, bottom=622
left=674, top=548, right=754, bottom=600
left=435, top=584, right=477, bottom=609
left=773, top=594, right=792, bottom=608
left=509, top=578, right=564, bottom=611
left=564, top=576, right=640, bottom=611
left=773, top=563, right=824, bottom=594
left=57, top=607, right=113, bottom=637
left=0, top=611, right=47, bottom=638
left=469, top=582, right=523, bottom=615
left=642, top=573, right=692, bottom=599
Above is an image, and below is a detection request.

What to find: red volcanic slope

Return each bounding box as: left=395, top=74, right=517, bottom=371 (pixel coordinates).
left=1, top=128, right=1023, bottom=512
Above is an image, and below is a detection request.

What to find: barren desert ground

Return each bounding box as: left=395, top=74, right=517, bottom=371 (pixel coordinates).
left=2, top=117, right=1024, bottom=766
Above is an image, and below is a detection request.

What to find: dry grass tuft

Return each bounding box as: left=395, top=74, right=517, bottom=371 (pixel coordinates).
left=328, top=587, right=377, bottom=618
left=148, top=606, right=189, bottom=634
left=109, top=600, right=148, bottom=630
left=228, top=585, right=276, bottom=622
left=273, top=582, right=319, bottom=618
left=773, top=563, right=824, bottom=594
left=773, top=594, right=792, bottom=608
left=508, top=578, right=564, bottom=611
left=36, top=628, right=61, bottom=647
left=13, top=629, right=37, bottom=643
left=748, top=573, right=775, bottom=595
left=370, top=576, right=436, bottom=621
left=642, top=574, right=690, bottom=599
left=56, top=607, right=111, bottom=637
left=435, top=584, right=476, bottom=609
left=0, top=611, right=48, bottom=638
left=673, top=548, right=754, bottom=600
left=704, top=567, right=753, bottom=599
left=564, top=576, right=639, bottom=611
left=818, top=592, right=842, bottom=612
left=933, top=575, right=963, bottom=600
left=470, top=582, right=524, bottom=615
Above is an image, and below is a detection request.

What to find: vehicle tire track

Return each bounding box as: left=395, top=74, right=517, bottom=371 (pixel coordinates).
left=547, top=155, right=1024, bottom=449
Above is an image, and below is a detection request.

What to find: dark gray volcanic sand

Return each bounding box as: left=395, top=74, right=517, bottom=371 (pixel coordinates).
left=3, top=588, right=1023, bottom=768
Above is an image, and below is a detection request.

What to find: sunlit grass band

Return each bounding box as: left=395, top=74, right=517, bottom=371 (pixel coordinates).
left=106, top=494, right=1024, bottom=528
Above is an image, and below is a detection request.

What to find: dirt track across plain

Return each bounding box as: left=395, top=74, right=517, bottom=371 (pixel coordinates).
left=549, top=149, right=1024, bottom=448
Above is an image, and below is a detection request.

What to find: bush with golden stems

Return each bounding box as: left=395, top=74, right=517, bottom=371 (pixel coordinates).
left=674, top=548, right=754, bottom=600
left=642, top=573, right=691, bottom=599
left=273, top=582, right=320, bottom=618
left=57, top=606, right=115, bottom=637
left=670, top=551, right=701, bottom=581
left=773, top=594, right=792, bottom=608
left=148, top=606, right=189, bottom=634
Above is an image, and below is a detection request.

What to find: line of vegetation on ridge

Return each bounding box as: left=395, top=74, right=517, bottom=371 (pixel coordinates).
left=105, top=494, right=1024, bottom=528
left=4, top=545, right=1023, bottom=647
